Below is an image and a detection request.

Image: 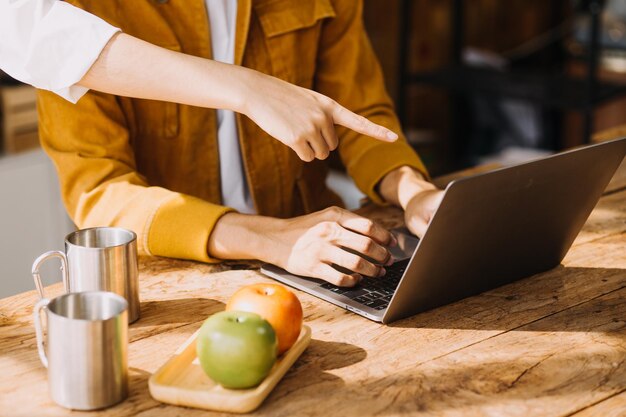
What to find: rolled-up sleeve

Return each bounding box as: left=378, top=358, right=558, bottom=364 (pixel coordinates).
left=0, top=0, right=120, bottom=103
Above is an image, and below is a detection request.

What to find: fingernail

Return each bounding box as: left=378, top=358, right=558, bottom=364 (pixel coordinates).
left=385, top=256, right=394, bottom=266
left=351, top=273, right=362, bottom=282
left=389, top=234, right=398, bottom=247
left=378, top=268, right=386, bottom=277
left=386, top=131, right=398, bottom=141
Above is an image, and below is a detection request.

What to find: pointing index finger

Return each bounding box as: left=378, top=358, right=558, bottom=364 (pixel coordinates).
left=331, top=102, right=398, bottom=143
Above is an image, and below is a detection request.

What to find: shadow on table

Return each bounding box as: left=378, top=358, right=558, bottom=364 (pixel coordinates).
left=262, top=339, right=367, bottom=409
left=253, top=333, right=626, bottom=416
left=305, top=339, right=368, bottom=371
left=332, top=346, right=626, bottom=416
left=129, top=298, right=225, bottom=343
left=388, top=266, right=626, bottom=332
left=134, top=298, right=224, bottom=328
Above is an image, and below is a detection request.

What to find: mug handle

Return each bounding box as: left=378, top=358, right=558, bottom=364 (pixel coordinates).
left=31, top=251, right=70, bottom=299
left=33, top=298, right=50, bottom=368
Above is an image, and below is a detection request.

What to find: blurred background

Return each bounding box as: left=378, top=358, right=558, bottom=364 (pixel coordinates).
left=362, top=0, right=626, bottom=174
left=2, top=0, right=626, bottom=297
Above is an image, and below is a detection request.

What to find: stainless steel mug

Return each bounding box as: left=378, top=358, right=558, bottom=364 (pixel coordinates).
left=33, top=291, right=129, bottom=410
left=32, top=227, right=140, bottom=323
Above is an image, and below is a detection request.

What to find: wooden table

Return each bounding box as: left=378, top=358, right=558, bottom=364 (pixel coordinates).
left=1, top=170, right=625, bottom=417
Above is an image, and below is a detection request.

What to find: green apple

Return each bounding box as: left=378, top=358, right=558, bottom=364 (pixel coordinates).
left=196, top=311, right=277, bottom=389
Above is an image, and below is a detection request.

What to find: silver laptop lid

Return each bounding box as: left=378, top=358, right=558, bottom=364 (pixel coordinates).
left=383, top=137, right=626, bottom=323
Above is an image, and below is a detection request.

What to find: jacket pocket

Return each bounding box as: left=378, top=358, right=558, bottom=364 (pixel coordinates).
left=253, top=0, right=335, bottom=85
left=254, top=0, right=335, bottom=37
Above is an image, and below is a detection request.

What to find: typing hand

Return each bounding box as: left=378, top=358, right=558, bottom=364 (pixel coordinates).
left=403, top=189, right=445, bottom=238
left=264, top=207, right=396, bottom=287
left=377, top=166, right=444, bottom=238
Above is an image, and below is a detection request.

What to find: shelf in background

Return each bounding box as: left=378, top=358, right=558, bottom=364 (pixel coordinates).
left=408, top=66, right=626, bottom=110
left=0, top=84, right=40, bottom=155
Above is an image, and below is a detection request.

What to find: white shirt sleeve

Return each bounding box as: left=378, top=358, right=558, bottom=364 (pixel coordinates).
left=0, top=0, right=120, bottom=103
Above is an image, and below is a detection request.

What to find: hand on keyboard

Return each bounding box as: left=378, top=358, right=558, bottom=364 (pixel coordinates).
left=320, top=259, right=409, bottom=310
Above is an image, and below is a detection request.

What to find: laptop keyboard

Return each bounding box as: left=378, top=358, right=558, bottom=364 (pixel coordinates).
left=319, top=259, right=410, bottom=311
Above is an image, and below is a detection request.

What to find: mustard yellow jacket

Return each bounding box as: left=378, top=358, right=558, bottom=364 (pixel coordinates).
left=37, top=0, right=427, bottom=263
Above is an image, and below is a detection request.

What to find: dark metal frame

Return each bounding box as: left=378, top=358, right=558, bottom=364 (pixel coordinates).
left=396, top=0, right=619, bottom=167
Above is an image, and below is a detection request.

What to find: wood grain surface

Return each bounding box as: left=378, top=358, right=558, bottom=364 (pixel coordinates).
left=1, top=168, right=624, bottom=417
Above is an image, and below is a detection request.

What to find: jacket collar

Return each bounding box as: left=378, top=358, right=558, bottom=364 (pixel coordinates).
left=235, top=0, right=251, bottom=65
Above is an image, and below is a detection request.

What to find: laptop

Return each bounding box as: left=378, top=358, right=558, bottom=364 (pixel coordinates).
left=261, top=138, right=626, bottom=323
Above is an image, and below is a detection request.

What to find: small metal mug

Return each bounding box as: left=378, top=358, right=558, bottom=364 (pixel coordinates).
left=32, top=227, right=140, bottom=323
left=33, top=291, right=129, bottom=410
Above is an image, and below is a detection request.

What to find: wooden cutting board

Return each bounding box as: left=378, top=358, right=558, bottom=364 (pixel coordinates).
left=149, top=325, right=312, bottom=413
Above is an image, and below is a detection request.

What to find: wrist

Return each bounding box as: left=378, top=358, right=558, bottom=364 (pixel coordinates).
left=378, top=166, right=435, bottom=210
left=207, top=212, right=284, bottom=263
left=221, top=64, right=248, bottom=114
left=208, top=213, right=263, bottom=260
left=196, top=60, right=254, bottom=114
left=227, top=65, right=260, bottom=116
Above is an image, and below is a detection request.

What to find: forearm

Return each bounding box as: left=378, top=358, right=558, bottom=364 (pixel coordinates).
left=78, top=32, right=254, bottom=113
left=378, top=165, right=436, bottom=209
left=208, top=207, right=395, bottom=286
